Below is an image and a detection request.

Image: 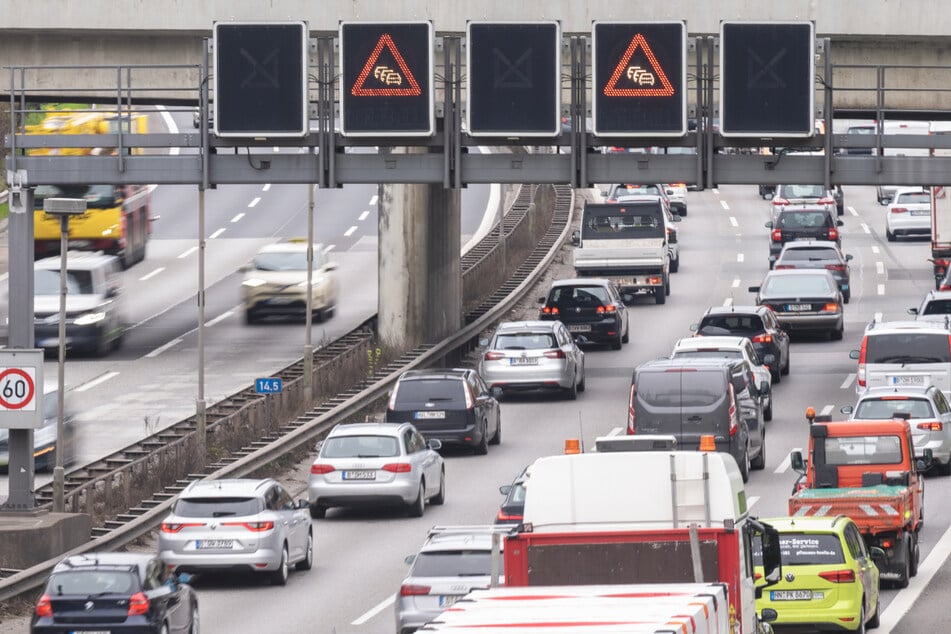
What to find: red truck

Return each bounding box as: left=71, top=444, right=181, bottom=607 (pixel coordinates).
left=788, top=413, right=926, bottom=588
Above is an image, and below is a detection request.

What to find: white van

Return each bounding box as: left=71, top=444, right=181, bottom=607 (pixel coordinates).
left=850, top=320, right=951, bottom=397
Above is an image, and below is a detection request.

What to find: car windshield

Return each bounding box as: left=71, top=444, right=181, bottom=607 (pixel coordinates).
left=610, top=184, right=662, bottom=198
left=396, top=378, right=465, bottom=403
left=548, top=286, right=610, bottom=307
left=762, top=274, right=835, bottom=295
left=698, top=314, right=765, bottom=335
left=752, top=533, right=844, bottom=566
left=865, top=333, right=951, bottom=363
left=672, top=349, right=742, bottom=360
left=411, top=550, right=497, bottom=577
left=581, top=208, right=664, bottom=240
left=173, top=496, right=262, bottom=518
left=34, top=268, right=94, bottom=295
left=493, top=332, right=557, bottom=350
left=895, top=191, right=930, bottom=204
left=47, top=570, right=139, bottom=595
left=854, top=398, right=935, bottom=419
left=321, top=435, right=400, bottom=458
left=823, top=435, right=904, bottom=465
left=921, top=300, right=951, bottom=316
left=252, top=251, right=315, bottom=271
left=780, top=185, right=825, bottom=199
left=505, top=482, right=527, bottom=506
left=779, top=247, right=839, bottom=262
left=778, top=211, right=830, bottom=229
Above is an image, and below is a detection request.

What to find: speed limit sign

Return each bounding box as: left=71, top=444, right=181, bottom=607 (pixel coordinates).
left=0, top=349, right=44, bottom=429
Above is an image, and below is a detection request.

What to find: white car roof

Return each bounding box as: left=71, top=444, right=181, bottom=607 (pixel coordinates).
left=672, top=336, right=750, bottom=351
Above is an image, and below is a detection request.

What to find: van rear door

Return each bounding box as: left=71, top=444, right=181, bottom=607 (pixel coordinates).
left=676, top=368, right=731, bottom=450
left=864, top=331, right=951, bottom=397
left=632, top=369, right=684, bottom=439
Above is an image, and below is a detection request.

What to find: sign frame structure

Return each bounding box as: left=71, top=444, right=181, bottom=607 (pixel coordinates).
left=465, top=20, right=562, bottom=138
left=339, top=20, right=435, bottom=138
left=719, top=20, right=816, bottom=138
left=0, top=349, right=44, bottom=430
left=212, top=21, right=310, bottom=139
left=592, top=20, right=687, bottom=138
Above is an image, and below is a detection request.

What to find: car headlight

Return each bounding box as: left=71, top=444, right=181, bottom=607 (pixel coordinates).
left=242, top=278, right=267, bottom=288
left=74, top=311, right=106, bottom=326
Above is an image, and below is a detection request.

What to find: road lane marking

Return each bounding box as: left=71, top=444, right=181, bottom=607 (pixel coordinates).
left=748, top=496, right=759, bottom=509
left=358, top=210, right=370, bottom=221
left=248, top=197, right=261, bottom=208
left=75, top=371, right=120, bottom=393
left=861, top=223, right=871, bottom=233
left=138, top=267, right=165, bottom=282
left=723, top=297, right=733, bottom=307
left=840, top=374, right=856, bottom=390
left=369, top=194, right=378, bottom=206
left=848, top=206, right=858, bottom=216
left=231, top=212, right=245, bottom=223
left=820, top=404, right=833, bottom=416
left=878, top=284, right=886, bottom=295
left=324, top=244, right=336, bottom=253
left=872, top=245, right=880, bottom=254
left=177, top=246, right=198, bottom=259
left=263, top=184, right=271, bottom=191
left=876, top=261, right=885, bottom=275
left=875, top=312, right=883, bottom=322
left=209, top=228, right=226, bottom=239
left=737, top=253, right=744, bottom=262
left=774, top=454, right=791, bottom=474
left=879, top=521, right=951, bottom=632
left=712, top=188, right=720, bottom=195
left=205, top=310, right=234, bottom=327
left=146, top=338, right=183, bottom=358
left=352, top=594, right=395, bottom=625
left=729, top=216, right=738, bottom=227
left=732, top=278, right=740, bottom=288
left=720, top=200, right=730, bottom=210
left=344, top=226, right=357, bottom=237
left=608, top=427, right=623, bottom=436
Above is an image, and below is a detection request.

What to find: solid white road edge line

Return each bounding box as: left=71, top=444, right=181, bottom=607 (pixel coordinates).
left=205, top=310, right=233, bottom=327
left=138, top=267, right=165, bottom=282
left=879, top=521, right=951, bottom=632
left=351, top=594, right=395, bottom=625
left=840, top=374, right=856, bottom=390
left=145, top=338, right=183, bottom=358
left=74, top=371, right=120, bottom=393
left=155, top=106, right=180, bottom=156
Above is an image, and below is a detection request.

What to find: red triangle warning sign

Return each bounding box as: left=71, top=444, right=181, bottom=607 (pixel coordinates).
left=351, top=33, right=422, bottom=97
left=603, top=34, right=675, bottom=98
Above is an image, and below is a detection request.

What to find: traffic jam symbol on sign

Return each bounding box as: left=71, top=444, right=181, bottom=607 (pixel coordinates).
left=351, top=34, right=422, bottom=97
left=603, top=34, right=675, bottom=98
left=0, top=367, right=36, bottom=411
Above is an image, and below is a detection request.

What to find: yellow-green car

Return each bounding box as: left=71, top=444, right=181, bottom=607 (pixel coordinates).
left=755, top=516, right=881, bottom=632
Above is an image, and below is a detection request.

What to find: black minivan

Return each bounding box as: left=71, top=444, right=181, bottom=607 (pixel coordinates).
left=627, top=358, right=767, bottom=482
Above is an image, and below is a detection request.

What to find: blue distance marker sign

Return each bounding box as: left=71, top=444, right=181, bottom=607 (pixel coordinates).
left=340, top=21, right=435, bottom=137
left=255, top=378, right=283, bottom=394
left=466, top=21, right=561, bottom=137
left=592, top=21, right=687, bottom=137
left=719, top=21, right=815, bottom=137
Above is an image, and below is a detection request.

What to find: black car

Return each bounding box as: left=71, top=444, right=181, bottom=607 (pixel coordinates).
left=749, top=269, right=845, bottom=341
left=495, top=465, right=529, bottom=525
left=774, top=240, right=853, bottom=303
left=538, top=278, right=630, bottom=350
left=691, top=305, right=791, bottom=382
left=387, top=368, right=501, bottom=455
left=31, top=552, right=198, bottom=634
left=766, top=205, right=844, bottom=266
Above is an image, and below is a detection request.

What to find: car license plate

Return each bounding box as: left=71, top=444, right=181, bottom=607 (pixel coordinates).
left=267, top=297, right=295, bottom=305
left=342, top=470, right=376, bottom=480
left=912, top=209, right=929, bottom=216
left=510, top=357, right=538, bottom=365
left=415, top=410, right=446, bottom=419
left=786, top=304, right=811, bottom=311
left=770, top=590, right=823, bottom=601
left=71, top=631, right=110, bottom=634
left=439, top=595, right=459, bottom=607
left=891, top=375, right=925, bottom=386
left=568, top=324, right=592, bottom=333
left=196, top=539, right=233, bottom=549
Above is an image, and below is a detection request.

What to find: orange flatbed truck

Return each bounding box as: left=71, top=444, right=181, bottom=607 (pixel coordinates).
left=788, top=413, right=926, bottom=588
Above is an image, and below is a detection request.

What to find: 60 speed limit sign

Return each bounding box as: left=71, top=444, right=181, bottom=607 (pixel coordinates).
left=0, top=349, right=44, bottom=429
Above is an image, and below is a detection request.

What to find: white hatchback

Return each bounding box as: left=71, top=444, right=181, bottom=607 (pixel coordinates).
left=851, top=320, right=951, bottom=398
left=885, top=187, right=931, bottom=241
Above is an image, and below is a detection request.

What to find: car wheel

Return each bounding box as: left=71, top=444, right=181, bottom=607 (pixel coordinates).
left=111, top=329, right=124, bottom=352
left=764, top=396, right=773, bottom=422
left=474, top=422, right=489, bottom=455
left=781, top=350, right=791, bottom=375
left=843, top=289, right=851, bottom=304
left=270, top=544, right=289, bottom=586
left=751, top=432, right=766, bottom=471
left=309, top=503, right=326, bottom=520
left=578, top=370, right=586, bottom=393
left=739, top=447, right=751, bottom=483
left=771, top=367, right=781, bottom=385
left=489, top=417, right=501, bottom=445
left=867, top=594, right=880, bottom=629
left=610, top=332, right=622, bottom=350
left=565, top=378, right=578, bottom=400
left=296, top=530, right=314, bottom=571
left=189, top=605, right=200, bottom=634
left=409, top=481, right=426, bottom=517
left=856, top=605, right=867, bottom=634
left=654, top=283, right=667, bottom=305
left=886, top=227, right=896, bottom=242
left=670, top=254, right=680, bottom=273
left=431, top=470, right=446, bottom=505
left=665, top=275, right=671, bottom=296
left=244, top=311, right=257, bottom=325
left=680, top=207, right=687, bottom=217
left=621, top=322, right=629, bottom=344
left=895, top=535, right=911, bottom=589
left=910, top=532, right=920, bottom=578
left=938, top=459, right=951, bottom=476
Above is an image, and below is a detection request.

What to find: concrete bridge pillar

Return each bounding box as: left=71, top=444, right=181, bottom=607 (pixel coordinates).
left=378, top=150, right=462, bottom=350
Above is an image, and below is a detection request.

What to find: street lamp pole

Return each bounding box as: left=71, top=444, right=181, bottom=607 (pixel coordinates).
left=42, top=197, right=86, bottom=514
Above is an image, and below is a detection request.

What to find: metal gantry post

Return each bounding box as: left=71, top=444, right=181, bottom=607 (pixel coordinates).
left=823, top=38, right=833, bottom=193
left=196, top=39, right=211, bottom=452
left=304, top=183, right=315, bottom=404
left=705, top=36, right=716, bottom=190
left=52, top=215, right=68, bottom=513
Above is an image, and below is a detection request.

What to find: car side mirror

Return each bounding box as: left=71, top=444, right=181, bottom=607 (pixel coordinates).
left=845, top=254, right=853, bottom=261
left=764, top=192, right=775, bottom=201
left=689, top=323, right=698, bottom=332
left=908, top=307, right=919, bottom=315
left=537, top=296, right=546, bottom=304
left=324, top=261, right=339, bottom=271
left=671, top=214, right=682, bottom=222
left=479, top=337, right=489, bottom=346
left=869, top=546, right=887, bottom=570
left=176, top=572, right=193, bottom=586
left=490, top=386, right=503, bottom=400
left=837, top=219, right=844, bottom=227
left=840, top=404, right=854, bottom=415
left=849, top=349, right=860, bottom=360
left=790, top=450, right=806, bottom=473
left=297, top=499, right=309, bottom=510
left=499, top=484, right=512, bottom=495
left=570, top=230, right=581, bottom=246
left=760, top=608, right=778, bottom=623
left=764, top=221, right=773, bottom=229
left=105, top=286, right=120, bottom=299
left=748, top=286, right=761, bottom=293
left=762, top=353, right=776, bottom=367
left=427, top=438, right=443, bottom=451
left=404, top=554, right=416, bottom=565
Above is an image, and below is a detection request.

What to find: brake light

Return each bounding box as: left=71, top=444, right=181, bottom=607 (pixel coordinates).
left=919, top=422, right=944, bottom=431
left=828, top=227, right=839, bottom=241
left=754, top=573, right=762, bottom=581
left=543, top=349, right=566, bottom=359
left=497, top=509, right=522, bottom=522
left=484, top=351, right=505, bottom=361
left=751, top=333, right=772, bottom=344
left=222, top=521, right=275, bottom=532
left=310, top=463, right=335, bottom=475
left=128, top=592, right=150, bottom=616
left=728, top=383, right=738, bottom=436
left=35, top=595, right=52, bottom=618
left=671, top=183, right=686, bottom=188
left=857, top=337, right=868, bottom=388
left=818, top=569, right=856, bottom=583
left=881, top=538, right=893, bottom=549
left=818, top=196, right=835, bottom=205
left=401, top=584, right=431, bottom=596
left=821, top=302, right=840, bottom=312
left=627, top=383, right=636, bottom=434
left=541, top=306, right=560, bottom=316
left=596, top=304, right=617, bottom=314
left=464, top=383, right=474, bottom=409
left=606, top=198, right=617, bottom=203
left=388, top=384, right=399, bottom=410
left=774, top=264, right=795, bottom=269
left=771, top=229, right=783, bottom=242
left=881, top=395, right=910, bottom=400
left=772, top=197, right=790, bottom=206
left=890, top=207, right=909, bottom=214
left=826, top=264, right=846, bottom=272
left=383, top=463, right=412, bottom=473
left=160, top=522, right=203, bottom=533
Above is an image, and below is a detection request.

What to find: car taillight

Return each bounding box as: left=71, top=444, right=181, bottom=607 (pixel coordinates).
left=774, top=264, right=794, bottom=269
left=596, top=304, right=617, bottom=314
left=828, top=227, right=839, bottom=241
left=826, top=264, right=846, bottom=272
left=387, top=384, right=399, bottom=410
left=497, top=509, right=522, bottom=522
left=484, top=351, right=505, bottom=361
left=401, top=584, right=432, bottom=596
left=543, top=350, right=566, bottom=359
left=751, top=333, right=772, bottom=343
left=918, top=422, right=943, bottom=431
left=310, top=463, right=335, bottom=475
left=890, top=206, right=909, bottom=214
left=941, top=283, right=951, bottom=291
left=819, top=569, right=856, bottom=583
left=728, top=384, right=737, bottom=436
left=128, top=592, right=150, bottom=616
left=671, top=183, right=685, bottom=188
left=35, top=595, right=53, bottom=618
left=818, top=196, right=835, bottom=205
left=382, top=463, right=412, bottom=473
left=772, top=197, right=789, bottom=206
left=606, top=198, right=617, bottom=203
left=222, top=521, right=275, bottom=532
left=541, top=306, right=560, bottom=316
left=821, top=302, right=840, bottom=312
left=627, top=383, right=636, bottom=434
left=160, top=522, right=203, bottom=533
left=857, top=338, right=868, bottom=387
left=771, top=229, right=783, bottom=242
left=464, top=383, right=474, bottom=409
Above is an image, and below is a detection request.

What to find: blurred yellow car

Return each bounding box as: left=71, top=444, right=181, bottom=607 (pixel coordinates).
left=755, top=516, right=881, bottom=632
left=241, top=240, right=338, bottom=324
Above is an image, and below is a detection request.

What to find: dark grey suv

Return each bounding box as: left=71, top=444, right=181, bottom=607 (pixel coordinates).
left=766, top=206, right=843, bottom=267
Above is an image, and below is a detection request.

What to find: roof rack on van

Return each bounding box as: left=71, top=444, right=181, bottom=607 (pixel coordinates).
left=426, top=525, right=512, bottom=537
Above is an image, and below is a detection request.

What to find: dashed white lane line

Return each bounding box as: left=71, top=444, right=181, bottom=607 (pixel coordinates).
left=369, top=194, right=378, bottom=206
left=720, top=200, right=730, bottom=210
left=729, top=216, right=738, bottom=227
left=344, top=226, right=358, bottom=237
left=875, top=312, right=883, bottom=322
left=841, top=374, right=856, bottom=390
left=737, top=253, right=744, bottom=262
left=878, top=284, right=886, bottom=295
left=872, top=245, right=880, bottom=254
left=712, top=188, right=720, bottom=195
left=848, top=206, right=858, bottom=216
left=248, top=197, right=261, bottom=208
left=608, top=427, right=624, bottom=437
left=138, top=267, right=165, bottom=282
left=748, top=496, right=760, bottom=509
left=861, top=223, right=871, bottom=234
left=231, top=213, right=245, bottom=223
left=146, top=338, right=183, bottom=358
left=358, top=210, right=370, bottom=221
left=732, top=278, right=740, bottom=288
left=209, top=228, right=226, bottom=240
left=324, top=244, right=336, bottom=253
left=723, top=297, right=733, bottom=307
left=774, top=454, right=791, bottom=475
left=351, top=594, right=395, bottom=626
left=75, top=371, right=120, bottom=393
left=205, top=310, right=234, bottom=327
left=263, top=184, right=272, bottom=192
left=178, top=246, right=198, bottom=259
left=876, top=261, right=885, bottom=275
left=820, top=404, right=834, bottom=417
